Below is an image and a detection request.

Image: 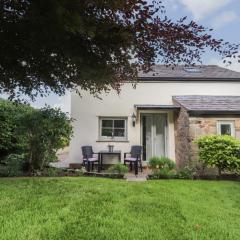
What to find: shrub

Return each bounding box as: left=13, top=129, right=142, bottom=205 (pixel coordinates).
left=0, top=100, right=73, bottom=173
left=177, top=166, right=196, bottom=179
left=21, top=107, right=73, bottom=171
left=108, top=163, right=128, bottom=175
left=0, top=99, right=33, bottom=160
left=196, top=135, right=240, bottom=175
left=149, top=156, right=176, bottom=171
left=148, top=156, right=176, bottom=178
left=38, top=167, right=64, bottom=177
left=0, top=154, right=27, bottom=177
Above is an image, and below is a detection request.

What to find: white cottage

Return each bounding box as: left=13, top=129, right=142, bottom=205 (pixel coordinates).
left=69, top=65, right=240, bottom=167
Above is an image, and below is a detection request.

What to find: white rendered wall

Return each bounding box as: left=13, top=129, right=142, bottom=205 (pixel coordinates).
left=69, top=81, right=240, bottom=163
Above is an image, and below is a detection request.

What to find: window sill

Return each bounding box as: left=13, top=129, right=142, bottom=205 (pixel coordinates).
left=96, top=140, right=129, bottom=143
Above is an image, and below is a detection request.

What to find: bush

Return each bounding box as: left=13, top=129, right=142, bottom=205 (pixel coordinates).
left=177, top=166, right=196, bottom=179
left=196, top=135, right=240, bottom=175
left=0, top=154, right=27, bottom=177
left=0, top=100, right=73, bottom=173
left=148, top=156, right=176, bottom=178
left=108, top=163, right=129, bottom=175
left=149, top=156, right=176, bottom=171
left=0, top=99, right=33, bottom=160
left=21, top=107, right=73, bottom=170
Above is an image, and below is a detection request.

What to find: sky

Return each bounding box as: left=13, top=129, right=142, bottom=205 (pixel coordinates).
left=2, top=0, right=240, bottom=113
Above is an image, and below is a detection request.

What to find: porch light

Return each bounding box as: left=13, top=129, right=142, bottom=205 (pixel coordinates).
left=131, top=112, right=136, bottom=127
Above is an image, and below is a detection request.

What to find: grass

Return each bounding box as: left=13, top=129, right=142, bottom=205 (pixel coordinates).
left=0, top=178, right=240, bottom=240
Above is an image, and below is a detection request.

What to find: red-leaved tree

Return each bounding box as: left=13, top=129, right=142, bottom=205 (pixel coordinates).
left=0, top=0, right=239, bottom=100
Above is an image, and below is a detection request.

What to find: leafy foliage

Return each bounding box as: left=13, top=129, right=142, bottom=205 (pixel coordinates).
left=0, top=99, right=33, bottom=159
left=0, top=154, right=27, bottom=177
left=0, top=99, right=73, bottom=173
left=177, top=165, right=196, bottom=179
left=149, top=156, right=176, bottom=178
left=196, top=135, right=240, bottom=175
left=108, top=163, right=128, bottom=175
left=1, top=0, right=239, bottom=100
left=21, top=107, right=73, bottom=170
left=149, top=156, right=176, bottom=170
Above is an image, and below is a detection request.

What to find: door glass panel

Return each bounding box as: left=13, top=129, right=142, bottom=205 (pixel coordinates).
left=154, top=115, right=166, bottom=157
left=142, top=114, right=166, bottom=161
left=145, top=115, right=153, bottom=161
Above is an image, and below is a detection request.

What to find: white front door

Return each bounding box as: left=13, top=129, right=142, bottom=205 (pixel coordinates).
left=141, top=114, right=167, bottom=161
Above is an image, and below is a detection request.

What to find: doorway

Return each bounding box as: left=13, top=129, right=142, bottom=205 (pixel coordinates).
left=141, top=113, right=168, bottom=161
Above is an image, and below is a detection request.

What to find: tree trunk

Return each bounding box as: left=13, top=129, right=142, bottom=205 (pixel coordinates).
left=218, top=168, right=222, bottom=177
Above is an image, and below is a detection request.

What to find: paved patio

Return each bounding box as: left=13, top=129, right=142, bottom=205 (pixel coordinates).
left=124, top=173, right=148, bottom=182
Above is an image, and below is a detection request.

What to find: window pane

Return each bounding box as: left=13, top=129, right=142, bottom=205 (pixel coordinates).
left=102, top=128, right=113, bottom=137
left=221, top=124, right=231, bottom=135
left=102, top=120, right=113, bottom=128
left=114, top=120, right=125, bottom=128
left=114, top=128, right=125, bottom=137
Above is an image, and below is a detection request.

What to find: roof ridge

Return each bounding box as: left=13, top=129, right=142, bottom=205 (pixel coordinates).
left=138, top=65, right=240, bottom=80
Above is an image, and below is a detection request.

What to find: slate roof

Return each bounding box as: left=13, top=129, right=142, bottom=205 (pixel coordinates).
left=173, top=96, right=240, bottom=113
left=138, top=65, right=240, bottom=81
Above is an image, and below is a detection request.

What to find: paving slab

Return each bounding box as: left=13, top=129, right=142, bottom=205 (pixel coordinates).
left=125, top=173, right=147, bottom=182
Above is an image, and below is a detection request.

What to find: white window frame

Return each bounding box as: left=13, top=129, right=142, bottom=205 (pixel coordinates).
left=99, top=117, right=128, bottom=141
left=217, top=121, right=235, bottom=137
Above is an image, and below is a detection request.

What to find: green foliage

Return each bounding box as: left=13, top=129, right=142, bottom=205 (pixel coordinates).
left=0, top=99, right=33, bottom=159
left=39, top=167, right=65, bottom=177
left=196, top=135, right=240, bottom=175
left=108, top=163, right=128, bottom=175
left=149, top=156, right=176, bottom=178
left=1, top=1, right=238, bottom=100
left=0, top=154, right=26, bottom=177
left=21, top=106, right=73, bottom=170
left=149, top=156, right=176, bottom=171
left=0, top=99, right=73, bottom=173
left=177, top=166, right=197, bottom=179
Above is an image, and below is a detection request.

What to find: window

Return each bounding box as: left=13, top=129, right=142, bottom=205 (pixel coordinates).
left=217, top=121, right=235, bottom=137
left=99, top=117, right=127, bottom=141
left=184, top=67, right=201, bottom=73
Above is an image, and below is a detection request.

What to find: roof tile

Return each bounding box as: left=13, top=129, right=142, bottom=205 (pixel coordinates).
left=138, top=65, right=240, bottom=80
left=173, top=95, right=240, bottom=112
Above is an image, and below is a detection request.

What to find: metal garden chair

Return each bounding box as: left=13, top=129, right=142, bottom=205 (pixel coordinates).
left=81, top=146, right=99, bottom=172
left=124, top=145, right=143, bottom=175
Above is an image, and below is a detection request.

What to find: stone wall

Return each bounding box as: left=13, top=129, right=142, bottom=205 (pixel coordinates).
left=174, top=108, right=191, bottom=168
left=189, top=116, right=240, bottom=164
left=174, top=110, right=240, bottom=168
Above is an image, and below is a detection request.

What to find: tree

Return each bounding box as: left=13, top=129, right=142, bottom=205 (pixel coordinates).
left=0, top=99, right=33, bottom=160
left=0, top=99, right=73, bottom=171
left=21, top=107, right=73, bottom=170
left=0, top=0, right=239, bottom=100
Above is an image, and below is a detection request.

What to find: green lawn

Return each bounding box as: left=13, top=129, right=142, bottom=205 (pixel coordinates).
left=0, top=178, right=240, bottom=240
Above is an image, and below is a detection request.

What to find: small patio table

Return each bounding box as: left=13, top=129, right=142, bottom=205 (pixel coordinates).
left=98, top=150, right=121, bottom=172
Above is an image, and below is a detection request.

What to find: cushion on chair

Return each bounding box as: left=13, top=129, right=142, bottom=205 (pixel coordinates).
left=124, top=157, right=137, bottom=161
left=83, top=158, right=98, bottom=162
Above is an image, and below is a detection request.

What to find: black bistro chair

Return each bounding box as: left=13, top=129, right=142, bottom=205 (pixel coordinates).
left=124, top=145, right=143, bottom=175
left=81, top=146, right=99, bottom=172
